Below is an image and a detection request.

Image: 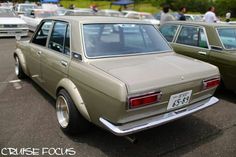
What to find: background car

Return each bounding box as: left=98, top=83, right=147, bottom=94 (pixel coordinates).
left=97, top=9, right=123, bottom=17
left=124, top=11, right=160, bottom=26
left=14, top=3, right=38, bottom=15
left=0, top=2, right=13, bottom=9
left=56, top=8, right=68, bottom=16
left=64, top=8, right=94, bottom=16
left=0, top=7, right=28, bottom=37
left=159, top=21, right=236, bottom=92
left=185, top=14, right=204, bottom=22
left=14, top=16, right=219, bottom=137
left=21, top=9, right=58, bottom=31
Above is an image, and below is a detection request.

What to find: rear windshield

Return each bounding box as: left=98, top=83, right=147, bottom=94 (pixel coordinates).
left=217, top=28, right=236, bottom=49
left=83, top=23, right=171, bottom=58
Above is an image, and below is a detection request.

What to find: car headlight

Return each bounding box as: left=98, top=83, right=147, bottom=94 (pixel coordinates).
left=18, top=24, right=27, bottom=28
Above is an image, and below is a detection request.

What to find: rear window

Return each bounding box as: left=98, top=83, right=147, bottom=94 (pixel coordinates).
left=83, top=23, right=171, bottom=58
left=217, top=28, right=236, bottom=49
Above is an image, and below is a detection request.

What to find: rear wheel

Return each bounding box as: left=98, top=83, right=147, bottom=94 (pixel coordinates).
left=14, top=56, right=26, bottom=79
left=56, top=89, right=90, bottom=135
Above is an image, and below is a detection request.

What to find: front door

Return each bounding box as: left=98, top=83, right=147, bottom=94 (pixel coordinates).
left=27, top=20, right=53, bottom=84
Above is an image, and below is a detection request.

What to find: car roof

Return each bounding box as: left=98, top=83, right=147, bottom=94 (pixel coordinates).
left=47, top=16, right=151, bottom=24
left=164, top=21, right=235, bottom=28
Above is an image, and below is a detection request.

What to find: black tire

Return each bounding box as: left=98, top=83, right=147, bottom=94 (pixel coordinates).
left=56, top=89, right=90, bottom=135
left=14, top=56, right=26, bottom=79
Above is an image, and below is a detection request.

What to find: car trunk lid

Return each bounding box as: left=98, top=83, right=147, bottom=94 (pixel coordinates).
left=90, top=53, right=218, bottom=94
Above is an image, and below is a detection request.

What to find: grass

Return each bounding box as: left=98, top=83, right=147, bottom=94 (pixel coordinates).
left=60, top=0, right=160, bottom=14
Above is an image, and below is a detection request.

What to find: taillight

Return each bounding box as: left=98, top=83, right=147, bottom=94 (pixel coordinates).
left=128, top=92, right=162, bottom=109
left=203, top=77, right=220, bottom=90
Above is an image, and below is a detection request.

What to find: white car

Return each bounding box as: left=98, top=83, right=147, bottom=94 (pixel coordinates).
left=185, top=14, right=203, bottom=22
left=21, top=9, right=57, bottom=32
left=14, top=3, right=37, bottom=15
left=0, top=2, right=13, bottom=9
left=0, top=7, right=28, bottom=37
left=64, top=8, right=94, bottom=16
left=97, top=9, right=123, bottom=17
left=123, top=11, right=160, bottom=26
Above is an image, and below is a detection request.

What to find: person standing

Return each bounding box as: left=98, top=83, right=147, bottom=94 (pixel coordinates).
left=204, top=6, right=217, bottom=23
left=160, top=5, right=175, bottom=25
left=226, top=12, right=231, bottom=22
left=178, top=7, right=186, bottom=21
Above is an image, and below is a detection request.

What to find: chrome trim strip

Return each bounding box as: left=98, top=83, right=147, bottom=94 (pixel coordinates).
left=99, top=96, right=219, bottom=136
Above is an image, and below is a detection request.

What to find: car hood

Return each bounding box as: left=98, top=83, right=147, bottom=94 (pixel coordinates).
left=0, top=17, right=26, bottom=25
left=89, top=53, right=219, bottom=94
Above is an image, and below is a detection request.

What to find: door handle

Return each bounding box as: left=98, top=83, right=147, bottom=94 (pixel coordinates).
left=60, top=60, right=68, bottom=67
left=198, top=51, right=207, bottom=55
left=37, top=51, right=42, bottom=55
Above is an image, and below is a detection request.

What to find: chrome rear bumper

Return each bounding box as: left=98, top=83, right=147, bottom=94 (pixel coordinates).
left=99, top=96, right=219, bottom=136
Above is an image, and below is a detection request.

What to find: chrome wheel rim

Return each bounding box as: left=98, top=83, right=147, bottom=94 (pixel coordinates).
left=15, top=57, right=19, bottom=76
left=56, top=96, right=69, bottom=128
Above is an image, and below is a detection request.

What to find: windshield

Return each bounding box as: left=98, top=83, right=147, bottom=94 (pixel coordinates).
left=217, top=28, right=236, bottom=49
left=0, top=8, right=16, bottom=17
left=20, top=5, right=36, bottom=12
left=83, top=24, right=171, bottom=58
left=35, top=11, right=57, bottom=18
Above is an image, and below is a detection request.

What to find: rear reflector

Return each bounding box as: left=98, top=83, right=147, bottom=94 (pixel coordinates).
left=203, top=77, right=220, bottom=90
left=129, top=92, right=161, bottom=109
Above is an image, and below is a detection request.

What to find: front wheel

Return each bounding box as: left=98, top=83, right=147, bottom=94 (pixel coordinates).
left=56, top=89, right=90, bottom=135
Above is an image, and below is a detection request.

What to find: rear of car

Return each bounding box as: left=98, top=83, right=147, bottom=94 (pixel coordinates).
left=14, top=17, right=220, bottom=136
left=80, top=22, right=220, bottom=136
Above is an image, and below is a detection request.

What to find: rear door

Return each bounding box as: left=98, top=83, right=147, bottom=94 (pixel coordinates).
left=40, top=21, right=71, bottom=96
left=172, top=25, right=210, bottom=62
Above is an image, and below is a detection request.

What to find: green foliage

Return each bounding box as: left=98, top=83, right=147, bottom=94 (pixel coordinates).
left=151, top=0, right=212, bottom=13
left=215, top=0, right=236, bottom=17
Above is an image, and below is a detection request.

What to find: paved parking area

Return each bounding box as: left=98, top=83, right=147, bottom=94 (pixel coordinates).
left=0, top=37, right=236, bottom=157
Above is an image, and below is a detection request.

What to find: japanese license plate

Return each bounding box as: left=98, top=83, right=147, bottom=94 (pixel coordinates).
left=167, top=90, right=192, bottom=110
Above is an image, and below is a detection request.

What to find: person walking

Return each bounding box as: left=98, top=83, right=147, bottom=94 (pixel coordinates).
left=178, top=7, right=186, bottom=21
left=160, top=5, right=175, bottom=25
left=204, top=6, right=217, bottom=23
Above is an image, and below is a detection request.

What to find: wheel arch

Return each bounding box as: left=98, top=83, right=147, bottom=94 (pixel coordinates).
left=56, top=78, right=91, bottom=122
left=14, top=48, right=29, bottom=76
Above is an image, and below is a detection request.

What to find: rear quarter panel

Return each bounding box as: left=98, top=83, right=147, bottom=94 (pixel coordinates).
left=68, top=60, right=128, bottom=126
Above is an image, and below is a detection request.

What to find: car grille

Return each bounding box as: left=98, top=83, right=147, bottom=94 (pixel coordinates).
left=4, top=25, right=18, bottom=28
